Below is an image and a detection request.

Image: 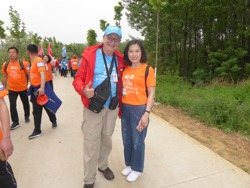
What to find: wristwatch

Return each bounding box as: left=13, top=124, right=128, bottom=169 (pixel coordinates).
left=145, top=110, right=151, bottom=114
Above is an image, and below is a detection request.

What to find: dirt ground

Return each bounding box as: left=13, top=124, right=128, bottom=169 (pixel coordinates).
left=152, top=104, right=250, bottom=174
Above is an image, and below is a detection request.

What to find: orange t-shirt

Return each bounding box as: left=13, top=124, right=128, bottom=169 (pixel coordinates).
left=122, top=64, right=156, bottom=105
left=1, top=60, right=30, bottom=91
left=30, top=57, right=46, bottom=86
left=45, top=62, right=53, bottom=82
left=71, top=59, right=79, bottom=70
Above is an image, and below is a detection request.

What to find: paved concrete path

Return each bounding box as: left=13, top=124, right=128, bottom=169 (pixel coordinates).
left=7, top=75, right=250, bottom=188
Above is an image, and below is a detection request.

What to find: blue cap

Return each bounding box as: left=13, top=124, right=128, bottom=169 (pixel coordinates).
left=104, top=25, right=122, bottom=39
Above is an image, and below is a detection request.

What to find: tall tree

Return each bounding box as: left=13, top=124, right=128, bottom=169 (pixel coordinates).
left=149, top=0, right=166, bottom=76
left=8, top=6, right=26, bottom=55
left=30, top=32, right=42, bottom=46
left=123, top=0, right=250, bottom=82
left=0, top=20, right=6, bottom=62
left=100, top=19, right=109, bottom=31
left=114, top=2, right=124, bottom=27
left=87, top=29, right=97, bottom=46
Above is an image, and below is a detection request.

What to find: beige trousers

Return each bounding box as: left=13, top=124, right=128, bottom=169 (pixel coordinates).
left=82, top=106, right=118, bottom=184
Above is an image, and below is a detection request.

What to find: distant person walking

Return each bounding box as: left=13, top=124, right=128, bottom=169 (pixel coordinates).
left=54, top=58, right=60, bottom=76
left=1, top=47, right=30, bottom=130
left=0, top=82, right=17, bottom=188
left=73, top=25, right=125, bottom=188
left=68, top=57, right=73, bottom=77
left=43, top=54, right=54, bottom=89
left=121, top=40, right=156, bottom=182
left=61, top=57, right=68, bottom=77
left=71, top=55, right=79, bottom=79
left=27, top=44, right=58, bottom=139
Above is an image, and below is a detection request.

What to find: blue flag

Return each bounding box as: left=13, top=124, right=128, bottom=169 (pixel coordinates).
left=62, top=46, right=67, bottom=57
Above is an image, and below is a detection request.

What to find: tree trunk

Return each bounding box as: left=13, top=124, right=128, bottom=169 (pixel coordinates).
left=182, top=11, right=188, bottom=77
left=155, top=10, right=159, bottom=77
left=0, top=38, right=4, bottom=62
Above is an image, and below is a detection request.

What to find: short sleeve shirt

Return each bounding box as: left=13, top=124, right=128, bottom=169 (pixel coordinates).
left=45, top=62, right=53, bottom=82
left=93, top=49, right=118, bottom=107
left=122, top=63, right=156, bottom=105
left=30, top=57, right=46, bottom=86
left=71, top=59, right=79, bottom=70
left=1, top=60, right=30, bottom=91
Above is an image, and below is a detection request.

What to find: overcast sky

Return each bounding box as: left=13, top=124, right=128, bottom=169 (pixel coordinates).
left=0, top=0, right=142, bottom=44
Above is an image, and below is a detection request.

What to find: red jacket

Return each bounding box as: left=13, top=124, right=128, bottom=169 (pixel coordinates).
left=72, top=44, right=125, bottom=117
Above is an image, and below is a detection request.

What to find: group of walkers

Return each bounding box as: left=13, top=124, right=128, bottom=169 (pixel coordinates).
left=57, top=55, right=80, bottom=79
left=0, top=45, right=62, bottom=188
left=0, top=25, right=156, bottom=188
left=73, top=25, right=156, bottom=188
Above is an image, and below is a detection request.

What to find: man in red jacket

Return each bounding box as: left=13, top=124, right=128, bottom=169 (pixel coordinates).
left=73, top=25, right=125, bottom=188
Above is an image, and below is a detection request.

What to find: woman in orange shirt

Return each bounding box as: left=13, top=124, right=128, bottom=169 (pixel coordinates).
left=43, top=55, right=54, bottom=89
left=121, top=40, right=156, bottom=182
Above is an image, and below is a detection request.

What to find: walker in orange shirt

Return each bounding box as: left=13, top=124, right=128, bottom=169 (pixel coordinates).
left=71, top=55, right=79, bottom=79
left=2, top=60, right=30, bottom=91
left=71, top=56, right=79, bottom=70
left=30, top=57, right=46, bottom=87
left=43, top=54, right=54, bottom=89
left=1, top=46, right=31, bottom=130
left=121, top=39, right=156, bottom=182
left=27, top=44, right=58, bottom=139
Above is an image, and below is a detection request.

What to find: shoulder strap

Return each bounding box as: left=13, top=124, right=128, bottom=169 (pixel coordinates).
left=4, top=61, right=10, bottom=72
left=19, top=60, right=24, bottom=70
left=145, top=65, right=150, bottom=97
left=101, top=48, right=115, bottom=78
left=4, top=60, right=25, bottom=71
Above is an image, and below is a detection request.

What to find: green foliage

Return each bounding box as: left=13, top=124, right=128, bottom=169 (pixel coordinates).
left=191, top=68, right=208, bottom=85
left=7, top=6, right=26, bottom=54
left=29, top=32, right=42, bottom=46
left=65, top=43, right=86, bottom=58
left=0, top=20, right=6, bottom=39
left=123, top=0, right=250, bottom=82
left=100, top=20, right=109, bottom=32
left=117, top=39, right=130, bottom=54
left=87, top=29, right=97, bottom=46
left=0, top=20, right=6, bottom=62
left=206, top=48, right=248, bottom=83
left=114, top=2, right=124, bottom=27
left=156, top=74, right=250, bottom=136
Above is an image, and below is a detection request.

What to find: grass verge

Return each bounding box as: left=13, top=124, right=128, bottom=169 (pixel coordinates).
left=156, top=74, right=250, bottom=136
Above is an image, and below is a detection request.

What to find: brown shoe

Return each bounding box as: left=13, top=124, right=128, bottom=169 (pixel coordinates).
left=98, top=167, right=115, bottom=180
left=84, top=183, right=94, bottom=188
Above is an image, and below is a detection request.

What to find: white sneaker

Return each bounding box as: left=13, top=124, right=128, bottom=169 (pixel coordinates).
left=127, top=170, right=142, bottom=182
left=122, top=166, right=132, bottom=176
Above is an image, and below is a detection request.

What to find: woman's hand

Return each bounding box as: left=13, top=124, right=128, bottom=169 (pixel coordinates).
left=136, top=113, right=149, bottom=132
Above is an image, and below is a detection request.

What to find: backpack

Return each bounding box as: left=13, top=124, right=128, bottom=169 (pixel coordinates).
left=4, top=60, right=26, bottom=72
left=145, top=65, right=150, bottom=97
left=4, top=60, right=29, bottom=82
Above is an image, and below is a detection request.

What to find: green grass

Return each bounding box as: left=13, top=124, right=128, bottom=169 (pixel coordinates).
left=156, top=74, right=250, bottom=136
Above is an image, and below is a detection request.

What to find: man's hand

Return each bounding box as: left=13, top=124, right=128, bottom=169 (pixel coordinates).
left=0, top=137, right=13, bottom=160
left=83, top=81, right=94, bottom=98
left=37, top=87, right=45, bottom=95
